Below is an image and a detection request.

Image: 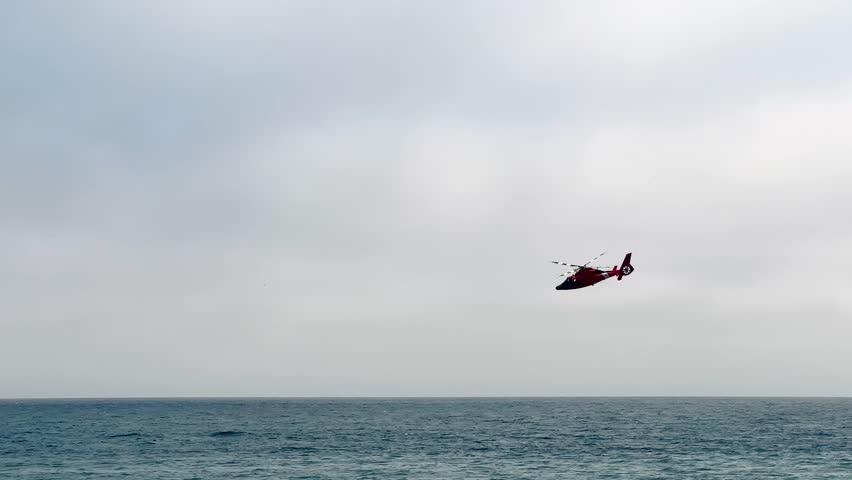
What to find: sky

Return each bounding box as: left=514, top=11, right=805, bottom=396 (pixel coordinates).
left=2, top=1, right=852, bottom=398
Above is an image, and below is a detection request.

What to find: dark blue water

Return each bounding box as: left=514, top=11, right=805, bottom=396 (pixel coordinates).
left=2, top=398, right=851, bottom=479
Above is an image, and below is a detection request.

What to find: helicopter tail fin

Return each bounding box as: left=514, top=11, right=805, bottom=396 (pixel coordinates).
left=617, top=253, right=634, bottom=281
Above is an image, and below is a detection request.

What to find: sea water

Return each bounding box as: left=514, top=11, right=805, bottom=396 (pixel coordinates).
left=2, top=398, right=851, bottom=479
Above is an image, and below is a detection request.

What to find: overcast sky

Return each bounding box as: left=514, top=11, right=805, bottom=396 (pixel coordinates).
left=2, top=1, right=852, bottom=398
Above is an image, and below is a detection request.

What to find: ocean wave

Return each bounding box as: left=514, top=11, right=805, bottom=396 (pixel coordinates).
left=209, top=430, right=246, bottom=437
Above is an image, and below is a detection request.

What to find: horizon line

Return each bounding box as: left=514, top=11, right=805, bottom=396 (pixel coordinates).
left=3, top=395, right=852, bottom=401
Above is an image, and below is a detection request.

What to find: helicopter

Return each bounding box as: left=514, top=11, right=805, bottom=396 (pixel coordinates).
left=550, top=252, right=634, bottom=290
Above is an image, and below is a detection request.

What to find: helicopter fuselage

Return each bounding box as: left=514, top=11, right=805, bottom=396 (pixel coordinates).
left=555, top=267, right=617, bottom=290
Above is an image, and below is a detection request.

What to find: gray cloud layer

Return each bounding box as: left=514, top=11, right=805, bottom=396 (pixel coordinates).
left=2, top=1, right=852, bottom=397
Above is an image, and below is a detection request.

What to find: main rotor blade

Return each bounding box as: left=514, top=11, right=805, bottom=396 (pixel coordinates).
left=583, top=251, right=607, bottom=267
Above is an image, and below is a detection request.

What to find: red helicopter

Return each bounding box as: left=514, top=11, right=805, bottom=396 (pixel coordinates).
left=551, top=252, right=634, bottom=290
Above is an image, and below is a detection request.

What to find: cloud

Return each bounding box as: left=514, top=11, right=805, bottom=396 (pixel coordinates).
left=2, top=1, right=852, bottom=397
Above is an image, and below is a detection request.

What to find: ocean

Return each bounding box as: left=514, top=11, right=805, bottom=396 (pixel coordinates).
left=2, top=398, right=851, bottom=479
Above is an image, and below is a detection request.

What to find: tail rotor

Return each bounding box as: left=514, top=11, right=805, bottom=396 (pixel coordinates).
left=617, top=253, right=634, bottom=281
